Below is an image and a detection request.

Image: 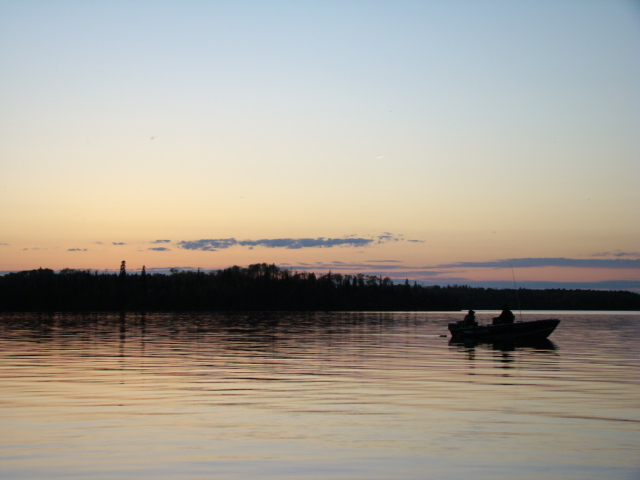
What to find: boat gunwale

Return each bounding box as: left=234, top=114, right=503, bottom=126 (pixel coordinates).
left=448, top=318, right=560, bottom=341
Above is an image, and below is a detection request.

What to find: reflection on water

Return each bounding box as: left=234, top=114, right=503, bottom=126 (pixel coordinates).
left=1, top=311, right=639, bottom=480
left=449, top=337, right=557, bottom=351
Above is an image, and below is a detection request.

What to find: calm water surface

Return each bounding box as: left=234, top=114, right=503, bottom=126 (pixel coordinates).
left=1, top=311, right=639, bottom=479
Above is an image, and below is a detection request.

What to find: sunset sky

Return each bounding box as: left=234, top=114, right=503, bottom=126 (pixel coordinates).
left=1, top=0, right=639, bottom=291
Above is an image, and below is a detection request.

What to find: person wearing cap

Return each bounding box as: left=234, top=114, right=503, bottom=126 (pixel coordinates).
left=463, top=309, right=477, bottom=326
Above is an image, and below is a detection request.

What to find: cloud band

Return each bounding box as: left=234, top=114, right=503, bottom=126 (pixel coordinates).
left=437, top=257, right=640, bottom=269
left=177, top=235, right=404, bottom=252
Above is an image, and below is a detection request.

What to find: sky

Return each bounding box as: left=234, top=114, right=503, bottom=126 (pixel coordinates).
left=1, top=0, right=639, bottom=291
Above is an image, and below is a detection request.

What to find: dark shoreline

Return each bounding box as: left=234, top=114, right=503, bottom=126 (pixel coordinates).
left=1, top=264, right=639, bottom=312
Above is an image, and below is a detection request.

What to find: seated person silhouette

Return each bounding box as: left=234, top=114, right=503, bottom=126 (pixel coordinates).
left=493, top=305, right=515, bottom=325
left=463, top=310, right=477, bottom=326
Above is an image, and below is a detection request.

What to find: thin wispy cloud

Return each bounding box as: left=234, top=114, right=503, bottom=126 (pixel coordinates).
left=178, top=239, right=237, bottom=251
left=435, top=257, right=640, bottom=269
left=67, top=248, right=88, bottom=252
left=135, top=266, right=198, bottom=274
left=591, top=251, right=640, bottom=258
left=278, top=257, right=640, bottom=287
left=431, top=279, right=640, bottom=291
left=148, top=247, right=171, bottom=252
left=151, top=239, right=171, bottom=244
left=177, top=234, right=412, bottom=252
left=278, top=262, right=454, bottom=281
left=112, top=242, right=126, bottom=246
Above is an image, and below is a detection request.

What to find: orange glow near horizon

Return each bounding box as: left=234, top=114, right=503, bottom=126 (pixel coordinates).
left=0, top=1, right=638, bottom=291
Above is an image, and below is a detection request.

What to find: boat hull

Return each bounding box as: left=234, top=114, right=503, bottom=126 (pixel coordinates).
left=448, top=318, right=560, bottom=342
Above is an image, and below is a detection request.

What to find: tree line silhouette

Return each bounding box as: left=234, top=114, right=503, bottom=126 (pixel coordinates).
left=1, top=263, right=638, bottom=312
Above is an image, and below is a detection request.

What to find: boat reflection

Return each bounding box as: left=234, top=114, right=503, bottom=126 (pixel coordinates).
left=449, top=337, right=557, bottom=352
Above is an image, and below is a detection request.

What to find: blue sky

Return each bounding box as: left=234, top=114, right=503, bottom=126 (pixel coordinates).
left=1, top=0, right=639, bottom=291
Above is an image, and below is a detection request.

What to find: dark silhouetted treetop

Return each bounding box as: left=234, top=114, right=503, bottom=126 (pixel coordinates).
left=0, top=263, right=638, bottom=312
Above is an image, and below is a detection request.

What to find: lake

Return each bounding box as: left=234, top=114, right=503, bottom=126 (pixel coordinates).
left=1, top=311, right=639, bottom=480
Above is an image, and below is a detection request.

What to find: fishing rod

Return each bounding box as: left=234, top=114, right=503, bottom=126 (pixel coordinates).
left=511, top=265, right=523, bottom=322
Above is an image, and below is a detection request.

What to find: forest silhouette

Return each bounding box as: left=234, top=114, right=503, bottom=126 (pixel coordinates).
left=1, top=262, right=638, bottom=312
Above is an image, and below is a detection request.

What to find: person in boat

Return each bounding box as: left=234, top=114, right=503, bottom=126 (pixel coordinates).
left=463, top=310, right=477, bottom=326
left=493, top=305, right=515, bottom=325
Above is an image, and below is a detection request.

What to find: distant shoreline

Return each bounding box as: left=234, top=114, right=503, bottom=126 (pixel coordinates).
left=2, top=264, right=639, bottom=313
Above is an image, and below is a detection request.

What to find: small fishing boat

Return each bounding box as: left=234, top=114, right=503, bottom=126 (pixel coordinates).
left=448, top=318, right=560, bottom=342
